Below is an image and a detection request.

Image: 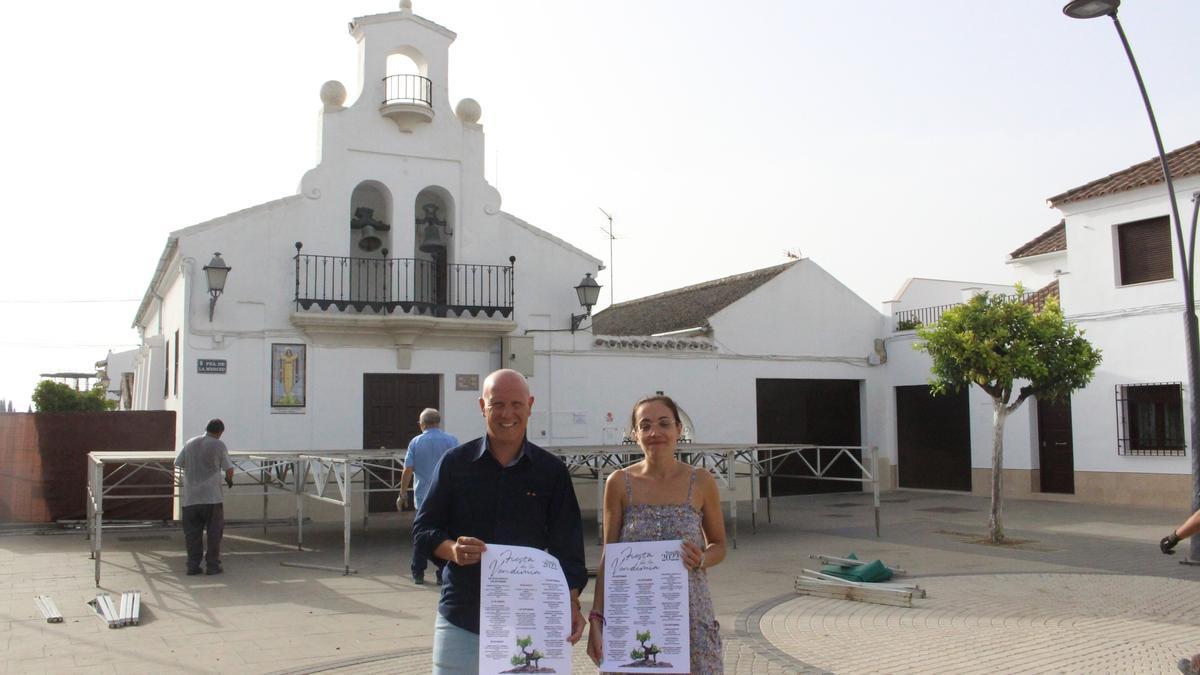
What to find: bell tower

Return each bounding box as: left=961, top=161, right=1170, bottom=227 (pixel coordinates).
left=348, top=0, right=454, bottom=132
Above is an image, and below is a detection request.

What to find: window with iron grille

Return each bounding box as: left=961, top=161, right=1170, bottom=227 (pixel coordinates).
left=1117, top=216, right=1173, bottom=285
left=1115, top=382, right=1186, bottom=456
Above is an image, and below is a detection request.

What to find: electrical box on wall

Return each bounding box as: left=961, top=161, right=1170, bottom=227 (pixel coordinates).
left=501, top=336, right=534, bottom=376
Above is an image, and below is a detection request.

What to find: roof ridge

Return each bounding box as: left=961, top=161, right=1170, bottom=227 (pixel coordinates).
left=1009, top=220, right=1066, bottom=259
left=1048, top=140, right=1200, bottom=206
left=604, top=260, right=799, bottom=310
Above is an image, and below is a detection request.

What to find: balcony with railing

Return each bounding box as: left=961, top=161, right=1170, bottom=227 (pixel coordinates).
left=293, top=244, right=514, bottom=324
left=380, top=74, right=433, bottom=130
left=892, top=303, right=960, bottom=331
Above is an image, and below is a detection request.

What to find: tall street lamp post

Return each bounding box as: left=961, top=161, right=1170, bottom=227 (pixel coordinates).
left=1063, top=0, right=1200, bottom=563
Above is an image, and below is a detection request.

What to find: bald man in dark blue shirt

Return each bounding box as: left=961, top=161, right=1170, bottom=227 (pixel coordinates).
left=412, top=369, right=587, bottom=674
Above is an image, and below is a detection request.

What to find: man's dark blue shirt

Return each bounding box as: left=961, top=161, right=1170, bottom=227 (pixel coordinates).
left=412, top=436, right=587, bottom=633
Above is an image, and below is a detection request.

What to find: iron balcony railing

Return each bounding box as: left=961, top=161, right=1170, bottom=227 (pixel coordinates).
left=382, top=74, right=433, bottom=107
left=293, top=245, right=514, bottom=319
left=894, top=292, right=1033, bottom=331
left=893, top=303, right=960, bottom=331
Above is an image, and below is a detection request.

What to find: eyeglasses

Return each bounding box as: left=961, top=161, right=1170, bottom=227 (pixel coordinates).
left=635, top=419, right=677, bottom=433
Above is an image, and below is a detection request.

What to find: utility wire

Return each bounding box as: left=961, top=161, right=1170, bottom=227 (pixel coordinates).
left=0, top=299, right=139, bottom=304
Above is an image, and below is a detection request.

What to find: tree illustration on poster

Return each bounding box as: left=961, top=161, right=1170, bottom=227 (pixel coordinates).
left=622, top=629, right=672, bottom=668
left=270, top=343, right=306, bottom=408
left=503, top=635, right=553, bottom=673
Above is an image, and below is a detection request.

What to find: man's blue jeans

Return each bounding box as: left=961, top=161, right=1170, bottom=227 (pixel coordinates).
left=432, top=613, right=478, bottom=674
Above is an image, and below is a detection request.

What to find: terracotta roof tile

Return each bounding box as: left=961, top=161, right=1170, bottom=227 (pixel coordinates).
left=1024, top=279, right=1059, bottom=313
left=590, top=261, right=797, bottom=336
left=1010, top=220, right=1066, bottom=260
left=1048, top=141, right=1200, bottom=206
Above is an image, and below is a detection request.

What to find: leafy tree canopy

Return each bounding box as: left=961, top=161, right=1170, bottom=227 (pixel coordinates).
left=31, top=380, right=115, bottom=412
left=916, top=291, right=1101, bottom=410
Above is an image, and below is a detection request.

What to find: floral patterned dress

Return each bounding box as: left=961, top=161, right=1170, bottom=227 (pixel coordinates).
left=609, top=467, right=723, bottom=674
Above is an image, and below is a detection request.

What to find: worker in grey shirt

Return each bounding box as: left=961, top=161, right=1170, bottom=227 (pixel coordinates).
left=175, top=419, right=234, bottom=576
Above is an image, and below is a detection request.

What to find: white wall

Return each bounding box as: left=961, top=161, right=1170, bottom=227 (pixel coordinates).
left=1029, top=175, right=1200, bottom=477
left=710, top=260, right=883, bottom=359
left=883, top=334, right=1038, bottom=475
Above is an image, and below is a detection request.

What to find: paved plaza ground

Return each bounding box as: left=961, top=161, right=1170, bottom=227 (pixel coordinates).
left=2, top=489, right=1198, bottom=674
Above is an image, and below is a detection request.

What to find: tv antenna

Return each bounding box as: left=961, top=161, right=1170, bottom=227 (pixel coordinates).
left=598, top=207, right=615, bottom=306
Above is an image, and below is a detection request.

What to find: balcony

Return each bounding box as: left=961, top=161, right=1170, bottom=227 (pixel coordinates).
left=291, top=248, right=516, bottom=340
left=380, top=74, right=433, bottom=131
left=893, top=303, right=959, bottom=331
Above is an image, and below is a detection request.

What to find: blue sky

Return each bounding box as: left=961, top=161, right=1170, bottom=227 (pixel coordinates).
left=2, top=0, right=1198, bottom=409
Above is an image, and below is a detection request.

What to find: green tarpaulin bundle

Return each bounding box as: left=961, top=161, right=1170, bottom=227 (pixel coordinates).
left=819, top=553, right=893, bottom=583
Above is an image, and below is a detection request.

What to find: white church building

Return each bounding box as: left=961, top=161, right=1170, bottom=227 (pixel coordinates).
left=121, top=3, right=1200, bottom=513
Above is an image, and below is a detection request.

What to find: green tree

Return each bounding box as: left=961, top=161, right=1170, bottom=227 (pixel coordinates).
left=514, top=635, right=534, bottom=668
left=916, top=290, right=1100, bottom=543
left=32, top=381, right=115, bottom=412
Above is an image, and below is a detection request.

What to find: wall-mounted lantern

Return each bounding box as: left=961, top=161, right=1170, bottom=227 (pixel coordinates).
left=203, top=252, right=231, bottom=321
left=571, top=272, right=602, bottom=332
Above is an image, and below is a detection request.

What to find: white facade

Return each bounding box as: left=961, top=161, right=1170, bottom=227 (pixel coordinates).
left=124, top=5, right=1197, bottom=511
left=1024, top=173, right=1200, bottom=487
left=130, top=7, right=602, bottom=452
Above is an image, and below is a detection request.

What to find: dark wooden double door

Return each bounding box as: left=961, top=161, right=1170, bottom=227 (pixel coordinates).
left=362, top=374, right=439, bottom=512
left=895, top=385, right=971, bottom=491
left=755, top=379, right=864, bottom=495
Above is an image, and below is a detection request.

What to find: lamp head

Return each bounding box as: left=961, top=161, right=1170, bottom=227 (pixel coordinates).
left=574, top=272, right=602, bottom=313
left=203, top=253, right=231, bottom=294
left=1062, top=0, right=1119, bottom=19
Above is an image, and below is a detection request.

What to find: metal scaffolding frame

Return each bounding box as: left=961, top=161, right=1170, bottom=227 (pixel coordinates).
left=549, top=444, right=880, bottom=547
left=85, top=449, right=406, bottom=586
left=85, top=444, right=878, bottom=585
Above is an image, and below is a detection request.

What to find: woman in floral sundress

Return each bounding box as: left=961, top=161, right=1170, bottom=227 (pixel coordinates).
left=586, top=394, right=727, bottom=674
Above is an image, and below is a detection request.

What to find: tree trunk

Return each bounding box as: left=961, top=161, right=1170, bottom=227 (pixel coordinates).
left=989, top=398, right=1008, bottom=544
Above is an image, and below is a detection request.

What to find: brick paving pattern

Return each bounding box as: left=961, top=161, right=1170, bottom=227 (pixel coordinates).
left=3, top=490, right=1198, bottom=673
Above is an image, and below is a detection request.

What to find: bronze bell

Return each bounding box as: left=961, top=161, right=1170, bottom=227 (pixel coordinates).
left=359, top=224, right=383, bottom=252
left=418, top=221, right=445, bottom=253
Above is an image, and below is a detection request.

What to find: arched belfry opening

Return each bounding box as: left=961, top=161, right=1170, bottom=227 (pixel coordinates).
left=414, top=187, right=454, bottom=310
left=349, top=181, right=393, bottom=303
left=382, top=51, right=433, bottom=130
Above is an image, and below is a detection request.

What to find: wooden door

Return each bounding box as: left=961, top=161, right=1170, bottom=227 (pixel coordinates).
left=362, top=374, right=439, bottom=512
left=1037, top=397, right=1075, bottom=494
left=895, top=385, right=971, bottom=491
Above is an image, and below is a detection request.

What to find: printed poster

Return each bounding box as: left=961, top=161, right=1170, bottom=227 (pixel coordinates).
left=602, top=539, right=690, bottom=673
left=479, top=544, right=572, bottom=674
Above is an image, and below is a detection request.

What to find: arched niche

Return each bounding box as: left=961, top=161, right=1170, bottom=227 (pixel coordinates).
left=413, top=186, right=455, bottom=307
left=350, top=181, right=393, bottom=256
left=386, top=50, right=426, bottom=77
left=348, top=181, right=393, bottom=305
left=384, top=50, right=431, bottom=110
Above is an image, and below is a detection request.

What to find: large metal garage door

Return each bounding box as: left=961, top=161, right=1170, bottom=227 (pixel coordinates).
left=756, top=378, right=863, bottom=496
left=895, top=385, right=971, bottom=491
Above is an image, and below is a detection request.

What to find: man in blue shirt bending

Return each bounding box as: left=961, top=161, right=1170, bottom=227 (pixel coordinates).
left=412, top=369, right=587, bottom=674
left=399, top=407, right=459, bottom=585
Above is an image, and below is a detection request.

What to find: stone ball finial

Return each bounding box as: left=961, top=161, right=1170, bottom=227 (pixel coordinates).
left=400, top=0, right=413, bottom=11
left=320, top=80, right=347, bottom=107
left=455, top=98, right=482, bottom=124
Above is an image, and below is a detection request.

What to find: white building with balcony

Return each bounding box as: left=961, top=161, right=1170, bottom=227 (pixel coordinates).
left=124, top=3, right=1200, bottom=514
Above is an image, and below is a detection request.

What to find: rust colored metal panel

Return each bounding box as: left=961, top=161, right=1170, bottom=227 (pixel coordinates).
left=0, top=412, right=176, bottom=523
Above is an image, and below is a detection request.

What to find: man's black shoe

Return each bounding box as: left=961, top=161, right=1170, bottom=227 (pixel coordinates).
left=412, top=572, right=425, bottom=585
left=206, top=565, right=223, bottom=575
left=186, top=567, right=202, bottom=576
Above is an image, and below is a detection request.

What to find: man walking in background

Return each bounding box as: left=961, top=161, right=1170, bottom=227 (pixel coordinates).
left=399, top=408, right=459, bottom=585
left=175, top=418, right=234, bottom=576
